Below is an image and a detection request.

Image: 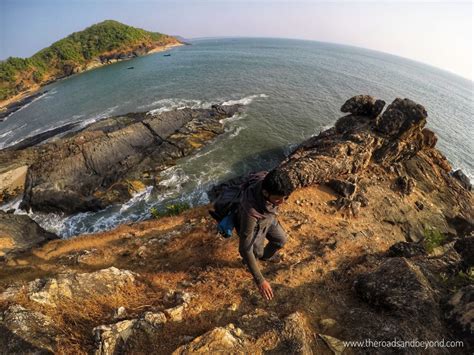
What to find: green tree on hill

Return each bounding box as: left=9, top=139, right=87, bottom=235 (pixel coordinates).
left=0, top=20, right=179, bottom=101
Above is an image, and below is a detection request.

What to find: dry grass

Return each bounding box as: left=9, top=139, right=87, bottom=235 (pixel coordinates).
left=1, top=169, right=464, bottom=353
left=6, top=278, right=165, bottom=354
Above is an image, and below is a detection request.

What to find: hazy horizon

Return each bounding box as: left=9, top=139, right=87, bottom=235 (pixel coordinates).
left=1, top=0, right=472, bottom=81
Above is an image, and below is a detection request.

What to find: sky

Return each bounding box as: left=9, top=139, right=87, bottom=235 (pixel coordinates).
left=0, top=0, right=472, bottom=81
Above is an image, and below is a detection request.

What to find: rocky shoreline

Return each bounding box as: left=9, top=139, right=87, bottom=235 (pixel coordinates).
left=0, top=103, right=241, bottom=216
left=0, top=42, right=184, bottom=119
left=0, top=95, right=472, bottom=354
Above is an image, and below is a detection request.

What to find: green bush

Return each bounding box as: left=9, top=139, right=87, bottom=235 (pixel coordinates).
left=422, top=226, right=445, bottom=253
left=150, top=202, right=190, bottom=219
left=0, top=20, right=169, bottom=101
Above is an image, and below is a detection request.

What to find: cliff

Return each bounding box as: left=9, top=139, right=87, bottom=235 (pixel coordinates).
left=0, top=20, right=182, bottom=109
left=0, top=95, right=472, bottom=354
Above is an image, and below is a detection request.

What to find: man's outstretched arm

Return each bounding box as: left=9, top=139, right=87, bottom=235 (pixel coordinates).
left=238, top=215, right=274, bottom=300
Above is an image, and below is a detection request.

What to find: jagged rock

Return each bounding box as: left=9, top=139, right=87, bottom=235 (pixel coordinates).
left=2, top=267, right=137, bottom=307
left=94, top=319, right=137, bottom=355
left=386, top=241, right=427, bottom=258
left=6, top=104, right=241, bottom=214
left=164, top=304, right=185, bottom=322
left=353, top=257, right=437, bottom=316
left=452, top=169, right=472, bottom=191
left=454, top=236, right=474, bottom=267
left=394, top=175, right=415, bottom=195
left=94, top=311, right=167, bottom=355
left=275, top=97, right=431, bottom=193
left=141, top=311, right=167, bottom=328
left=327, top=178, right=357, bottom=198
left=0, top=304, right=60, bottom=354
left=445, top=285, right=474, bottom=341
left=0, top=211, right=58, bottom=258
left=279, top=312, right=314, bottom=355
left=172, top=323, right=250, bottom=354
left=375, top=98, right=427, bottom=137
left=340, top=95, right=385, bottom=118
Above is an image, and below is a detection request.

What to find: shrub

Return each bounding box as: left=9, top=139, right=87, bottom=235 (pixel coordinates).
left=422, top=226, right=445, bottom=253
left=150, top=202, right=190, bottom=219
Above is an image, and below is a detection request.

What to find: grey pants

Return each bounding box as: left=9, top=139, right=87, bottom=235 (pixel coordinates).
left=252, top=218, right=287, bottom=260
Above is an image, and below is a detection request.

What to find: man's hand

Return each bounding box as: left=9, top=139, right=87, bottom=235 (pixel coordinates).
left=258, top=280, right=274, bottom=300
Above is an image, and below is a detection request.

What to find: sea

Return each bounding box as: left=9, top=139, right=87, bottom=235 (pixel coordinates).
left=0, top=38, right=472, bottom=238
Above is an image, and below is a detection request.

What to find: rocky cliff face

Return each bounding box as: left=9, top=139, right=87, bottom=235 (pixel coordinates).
left=0, top=95, right=472, bottom=354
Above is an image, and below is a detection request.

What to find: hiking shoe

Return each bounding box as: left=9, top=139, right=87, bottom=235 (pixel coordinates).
left=260, top=253, right=282, bottom=264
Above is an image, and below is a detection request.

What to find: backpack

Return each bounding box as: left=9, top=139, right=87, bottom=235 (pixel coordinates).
left=209, top=171, right=267, bottom=238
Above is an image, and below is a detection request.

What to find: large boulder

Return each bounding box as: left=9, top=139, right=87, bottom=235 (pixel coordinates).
left=0, top=211, right=58, bottom=258
left=340, top=95, right=385, bottom=118
left=279, top=312, right=314, bottom=355
left=353, top=257, right=437, bottom=316
left=93, top=312, right=168, bottom=355
left=0, top=304, right=60, bottom=354
left=375, top=98, right=427, bottom=137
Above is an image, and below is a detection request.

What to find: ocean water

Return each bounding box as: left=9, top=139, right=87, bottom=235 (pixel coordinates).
left=0, top=38, right=472, bottom=237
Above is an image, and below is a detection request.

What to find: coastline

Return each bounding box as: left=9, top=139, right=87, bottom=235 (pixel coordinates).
left=0, top=42, right=184, bottom=113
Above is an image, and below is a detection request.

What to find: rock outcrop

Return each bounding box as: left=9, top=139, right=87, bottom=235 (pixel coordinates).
left=275, top=96, right=433, bottom=191
left=0, top=104, right=241, bottom=214
left=0, top=211, right=58, bottom=258
left=2, top=267, right=137, bottom=307
left=353, top=257, right=437, bottom=316
left=1, top=305, right=60, bottom=354
left=274, top=95, right=473, bottom=242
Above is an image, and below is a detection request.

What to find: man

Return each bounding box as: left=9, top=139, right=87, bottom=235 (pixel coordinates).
left=236, top=170, right=291, bottom=301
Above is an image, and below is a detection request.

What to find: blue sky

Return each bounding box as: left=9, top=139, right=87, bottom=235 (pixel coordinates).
left=0, top=0, right=472, bottom=80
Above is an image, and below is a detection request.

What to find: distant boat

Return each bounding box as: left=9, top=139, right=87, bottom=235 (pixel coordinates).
left=127, top=66, right=134, bottom=69
left=163, top=54, right=171, bottom=57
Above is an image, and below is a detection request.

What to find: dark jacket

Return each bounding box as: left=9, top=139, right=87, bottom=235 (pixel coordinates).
left=236, top=175, right=282, bottom=285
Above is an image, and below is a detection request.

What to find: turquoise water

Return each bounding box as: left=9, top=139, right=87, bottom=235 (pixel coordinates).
left=0, top=38, right=472, bottom=237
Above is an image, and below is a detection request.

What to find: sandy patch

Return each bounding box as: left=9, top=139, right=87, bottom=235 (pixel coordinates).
left=0, top=165, right=28, bottom=196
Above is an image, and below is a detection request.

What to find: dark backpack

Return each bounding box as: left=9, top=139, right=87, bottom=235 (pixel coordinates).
left=209, top=171, right=267, bottom=237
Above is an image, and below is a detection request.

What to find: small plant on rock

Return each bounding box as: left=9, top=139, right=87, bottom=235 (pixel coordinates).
left=150, top=202, right=190, bottom=219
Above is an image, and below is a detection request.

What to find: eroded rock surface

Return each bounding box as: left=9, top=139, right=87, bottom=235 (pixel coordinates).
left=0, top=104, right=241, bottom=214
left=0, top=211, right=58, bottom=258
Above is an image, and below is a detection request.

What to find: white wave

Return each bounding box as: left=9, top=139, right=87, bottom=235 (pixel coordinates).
left=219, top=112, right=246, bottom=124
left=0, top=195, right=24, bottom=213
left=158, top=166, right=190, bottom=190
left=146, top=99, right=208, bottom=116
left=229, top=125, right=244, bottom=138
left=221, top=93, right=268, bottom=106
left=27, top=211, right=67, bottom=237
left=3, top=91, right=48, bottom=120
left=120, top=185, right=153, bottom=212
left=143, top=94, right=268, bottom=117
left=0, top=130, right=12, bottom=139
left=80, top=106, right=119, bottom=128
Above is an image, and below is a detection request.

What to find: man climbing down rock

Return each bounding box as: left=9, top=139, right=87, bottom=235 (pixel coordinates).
left=236, top=170, right=292, bottom=301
